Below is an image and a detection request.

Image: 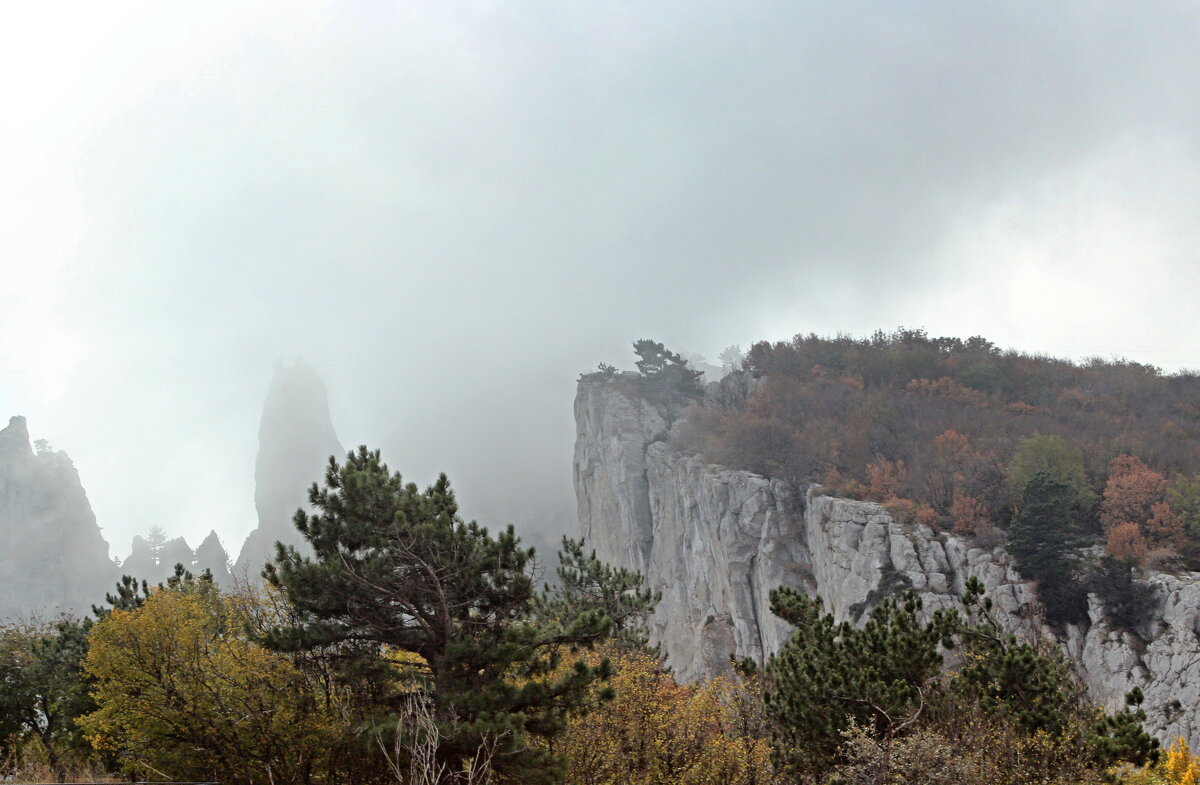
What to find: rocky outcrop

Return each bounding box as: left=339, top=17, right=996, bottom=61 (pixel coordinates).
left=120, top=529, right=232, bottom=586
left=574, top=379, right=1200, bottom=747
left=234, top=363, right=343, bottom=579
left=195, top=530, right=233, bottom=586
left=0, top=416, right=115, bottom=619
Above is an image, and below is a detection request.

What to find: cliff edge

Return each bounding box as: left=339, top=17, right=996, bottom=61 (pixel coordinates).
left=574, top=379, right=1200, bottom=746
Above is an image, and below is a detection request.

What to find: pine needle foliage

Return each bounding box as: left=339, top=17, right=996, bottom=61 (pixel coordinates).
left=263, top=447, right=614, bottom=784
left=764, top=588, right=956, bottom=778
left=536, top=537, right=661, bottom=652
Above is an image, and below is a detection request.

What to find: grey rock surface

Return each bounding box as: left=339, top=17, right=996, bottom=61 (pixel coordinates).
left=234, top=363, right=343, bottom=579
left=194, top=530, right=234, bottom=587
left=0, top=416, right=115, bottom=619
left=574, top=379, right=1200, bottom=747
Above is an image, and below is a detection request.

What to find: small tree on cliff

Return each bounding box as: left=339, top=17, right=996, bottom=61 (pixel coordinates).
left=264, top=447, right=613, bottom=784
left=1008, top=472, right=1090, bottom=626
left=632, top=339, right=705, bottom=418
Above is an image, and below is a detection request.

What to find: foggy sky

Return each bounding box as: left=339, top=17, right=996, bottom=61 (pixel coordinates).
left=3, top=1, right=1199, bottom=559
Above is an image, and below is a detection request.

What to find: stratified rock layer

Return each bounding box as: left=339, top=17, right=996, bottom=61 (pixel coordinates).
left=574, top=379, right=1200, bottom=746
left=0, top=416, right=115, bottom=618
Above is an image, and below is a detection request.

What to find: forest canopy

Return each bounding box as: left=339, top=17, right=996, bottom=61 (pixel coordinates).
left=665, top=329, right=1200, bottom=581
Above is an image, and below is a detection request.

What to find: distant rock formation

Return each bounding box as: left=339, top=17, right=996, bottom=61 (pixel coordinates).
left=0, top=416, right=115, bottom=619
left=195, top=530, right=233, bottom=586
left=120, top=534, right=158, bottom=583
left=119, top=529, right=233, bottom=587
left=233, top=363, right=343, bottom=579
left=159, top=536, right=195, bottom=577
left=575, top=378, right=1200, bottom=748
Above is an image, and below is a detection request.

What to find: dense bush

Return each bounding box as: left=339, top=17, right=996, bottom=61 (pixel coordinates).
left=766, top=579, right=1160, bottom=784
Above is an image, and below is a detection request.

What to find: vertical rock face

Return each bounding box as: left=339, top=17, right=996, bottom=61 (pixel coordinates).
left=574, top=381, right=666, bottom=575
left=234, top=364, right=343, bottom=579
left=0, top=416, right=115, bottom=619
left=574, top=379, right=1200, bottom=747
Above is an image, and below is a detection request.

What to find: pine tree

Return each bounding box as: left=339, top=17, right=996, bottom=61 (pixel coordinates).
left=536, top=537, right=661, bottom=652
left=955, top=576, right=1080, bottom=734
left=1091, top=687, right=1160, bottom=767
left=763, top=588, right=956, bottom=778
left=1008, top=471, right=1090, bottom=625
left=632, top=339, right=705, bottom=417
left=263, top=447, right=613, bottom=784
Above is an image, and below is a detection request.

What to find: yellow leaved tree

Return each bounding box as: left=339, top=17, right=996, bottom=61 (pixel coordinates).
left=1162, top=738, right=1200, bottom=785
left=1120, top=738, right=1200, bottom=785
left=81, top=582, right=361, bottom=785
left=551, top=646, right=775, bottom=785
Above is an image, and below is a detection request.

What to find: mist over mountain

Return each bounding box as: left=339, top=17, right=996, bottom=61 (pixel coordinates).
left=119, top=529, right=232, bottom=586
left=233, top=362, right=344, bottom=580
left=1, top=359, right=566, bottom=616
left=0, top=416, right=114, bottom=619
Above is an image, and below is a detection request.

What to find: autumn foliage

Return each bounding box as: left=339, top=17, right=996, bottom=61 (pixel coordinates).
left=553, top=646, right=774, bottom=785
left=671, top=329, right=1200, bottom=569
left=1101, top=456, right=1168, bottom=533
left=1107, top=522, right=1150, bottom=564
left=81, top=583, right=359, bottom=785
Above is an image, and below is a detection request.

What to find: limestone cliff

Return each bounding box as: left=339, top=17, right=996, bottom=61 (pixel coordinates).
left=0, top=416, right=115, bottom=619
left=234, top=363, right=343, bottom=579
left=574, top=379, right=1200, bottom=747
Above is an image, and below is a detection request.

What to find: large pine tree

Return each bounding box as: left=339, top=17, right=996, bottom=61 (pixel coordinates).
left=1008, top=471, right=1090, bottom=626
left=264, top=447, right=611, bottom=784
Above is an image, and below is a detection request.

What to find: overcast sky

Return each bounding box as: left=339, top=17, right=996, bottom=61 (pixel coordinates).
left=3, top=1, right=1199, bottom=561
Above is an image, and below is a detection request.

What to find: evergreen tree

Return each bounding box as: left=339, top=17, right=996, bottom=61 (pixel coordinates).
left=1008, top=471, right=1090, bottom=626
left=263, top=447, right=613, bottom=784
left=537, top=537, right=661, bottom=652
left=955, top=576, right=1080, bottom=734
left=92, top=564, right=211, bottom=619
left=92, top=574, right=150, bottom=618
left=1091, top=687, right=1160, bottom=767
left=632, top=339, right=705, bottom=417
left=763, top=588, right=956, bottom=779
left=1090, top=555, right=1158, bottom=633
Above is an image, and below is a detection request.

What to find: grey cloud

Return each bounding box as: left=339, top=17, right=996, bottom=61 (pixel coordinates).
left=7, top=1, right=1200, bottom=554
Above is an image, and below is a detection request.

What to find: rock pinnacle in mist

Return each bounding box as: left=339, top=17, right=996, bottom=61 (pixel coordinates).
left=233, top=363, right=342, bottom=579
left=0, top=416, right=115, bottom=618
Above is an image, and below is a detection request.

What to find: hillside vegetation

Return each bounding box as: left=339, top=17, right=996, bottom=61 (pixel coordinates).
left=2, top=392, right=1199, bottom=783
left=669, top=329, right=1200, bottom=622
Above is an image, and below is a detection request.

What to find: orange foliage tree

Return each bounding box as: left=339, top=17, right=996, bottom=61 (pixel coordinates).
left=1101, top=455, right=1168, bottom=532
left=950, top=494, right=991, bottom=538
left=923, top=430, right=971, bottom=512
left=1106, top=522, right=1149, bottom=565
left=1146, top=502, right=1189, bottom=553
left=865, top=458, right=906, bottom=502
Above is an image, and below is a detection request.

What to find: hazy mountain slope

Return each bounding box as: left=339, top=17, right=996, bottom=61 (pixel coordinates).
left=0, top=416, right=115, bottom=618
